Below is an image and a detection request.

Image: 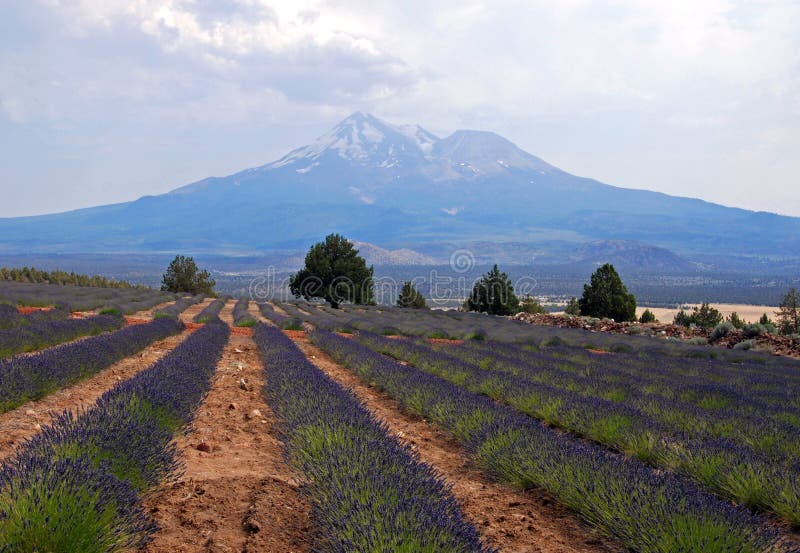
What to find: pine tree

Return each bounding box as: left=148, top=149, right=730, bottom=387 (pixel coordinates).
left=578, top=263, right=636, bottom=322
left=397, top=281, right=426, bottom=308
left=466, top=264, right=519, bottom=315
left=161, top=255, right=216, bottom=295
left=289, top=234, right=374, bottom=309
left=564, top=297, right=581, bottom=316
left=776, top=288, right=800, bottom=335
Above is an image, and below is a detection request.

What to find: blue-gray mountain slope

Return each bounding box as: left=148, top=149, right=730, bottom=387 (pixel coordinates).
left=0, top=112, right=797, bottom=260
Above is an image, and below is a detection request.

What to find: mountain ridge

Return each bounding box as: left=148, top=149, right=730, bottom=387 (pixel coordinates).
left=1, top=111, right=798, bottom=269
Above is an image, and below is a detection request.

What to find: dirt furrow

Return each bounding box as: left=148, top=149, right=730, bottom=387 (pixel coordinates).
left=0, top=328, right=194, bottom=463
left=132, top=300, right=175, bottom=319
left=143, top=332, right=311, bottom=553
left=218, top=300, right=235, bottom=325
left=292, top=335, right=623, bottom=553
left=180, top=297, right=216, bottom=324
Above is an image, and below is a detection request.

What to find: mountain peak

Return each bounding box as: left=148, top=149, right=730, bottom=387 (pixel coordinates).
left=432, top=129, right=557, bottom=177
left=269, top=112, right=438, bottom=171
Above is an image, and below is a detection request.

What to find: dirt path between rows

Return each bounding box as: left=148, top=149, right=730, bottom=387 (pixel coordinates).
left=269, top=302, right=288, bottom=316
left=180, top=298, right=216, bottom=324
left=133, top=300, right=175, bottom=319
left=142, top=329, right=311, bottom=553
left=0, top=329, right=194, bottom=463
left=218, top=300, right=235, bottom=326
left=292, top=335, right=623, bottom=553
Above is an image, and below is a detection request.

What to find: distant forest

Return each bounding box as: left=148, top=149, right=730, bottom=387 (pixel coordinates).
left=0, top=267, right=140, bottom=289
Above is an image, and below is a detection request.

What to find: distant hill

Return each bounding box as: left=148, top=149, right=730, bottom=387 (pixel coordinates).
left=1, top=111, right=798, bottom=272
left=352, top=242, right=438, bottom=266
left=570, top=240, right=697, bottom=272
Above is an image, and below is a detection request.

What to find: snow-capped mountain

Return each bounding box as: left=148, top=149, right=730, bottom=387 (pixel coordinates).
left=268, top=112, right=438, bottom=171
left=1, top=112, right=799, bottom=265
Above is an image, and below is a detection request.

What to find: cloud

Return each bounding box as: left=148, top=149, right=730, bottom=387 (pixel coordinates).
left=348, top=186, right=375, bottom=205
left=0, top=0, right=799, bottom=217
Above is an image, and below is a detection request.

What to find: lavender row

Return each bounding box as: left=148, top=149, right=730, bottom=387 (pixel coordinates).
left=312, top=329, right=785, bottom=553
left=193, top=296, right=231, bottom=323
left=459, top=339, right=800, bottom=451
left=254, top=324, right=491, bottom=552
left=0, top=317, right=183, bottom=414
left=153, top=295, right=205, bottom=319
left=0, top=312, right=124, bottom=360
left=232, top=297, right=257, bottom=327
left=0, top=304, right=70, bottom=329
left=257, top=302, right=303, bottom=330
left=0, top=280, right=175, bottom=313
left=362, top=331, right=800, bottom=525
left=0, top=319, right=229, bottom=551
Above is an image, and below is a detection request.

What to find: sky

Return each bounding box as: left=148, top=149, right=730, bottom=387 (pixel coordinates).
left=1, top=0, right=799, bottom=218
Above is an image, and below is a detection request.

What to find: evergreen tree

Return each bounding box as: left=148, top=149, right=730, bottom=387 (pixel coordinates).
left=639, top=309, right=657, bottom=323
left=161, top=255, right=216, bottom=295
left=579, top=263, right=636, bottom=322
left=520, top=295, right=547, bottom=314
left=397, top=281, right=426, bottom=308
left=727, top=311, right=744, bottom=329
left=776, top=288, right=800, bottom=335
left=564, top=297, right=581, bottom=316
left=466, top=264, right=519, bottom=315
left=289, top=234, right=374, bottom=309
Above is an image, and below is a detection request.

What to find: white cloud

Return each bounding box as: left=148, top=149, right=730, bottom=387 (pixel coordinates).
left=0, top=0, right=798, bottom=216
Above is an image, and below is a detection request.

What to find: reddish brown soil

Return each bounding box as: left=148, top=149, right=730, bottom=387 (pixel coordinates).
left=0, top=329, right=193, bottom=463
left=587, top=349, right=613, bottom=356
left=291, top=334, right=622, bottom=553
left=142, top=332, right=311, bottom=553
left=125, top=317, right=151, bottom=326
left=231, top=327, right=254, bottom=337
left=179, top=298, right=215, bottom=324
left=428, top=337, right=465, bottom=345
left=141, top=300, right=181, bottom=319
left=16, top=306, right=53, bottom=314
left=270, top=303, right=289, bottom=316
left=282, top=329, right=305, bottom=340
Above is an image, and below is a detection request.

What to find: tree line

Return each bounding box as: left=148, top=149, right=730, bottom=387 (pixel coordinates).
left=0, top=267, right=141, bottom=289
left=287, top=234, right=800, bottom=335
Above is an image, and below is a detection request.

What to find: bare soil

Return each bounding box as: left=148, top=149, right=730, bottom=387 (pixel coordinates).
left=291, top=334, right=622, bottom=553
left=0, top=329, right=193, bottom=463
left=179, top=298, right=216, bottom=324
left=142, top=332, right=311, bottom=553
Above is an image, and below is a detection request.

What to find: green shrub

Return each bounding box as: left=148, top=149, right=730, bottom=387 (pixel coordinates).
left=281, top=319, right=304, bottom=331
left=741, top=324, right=765, bottom=339
left=726, top=312, right=744, bottom=329
left=564, top=297, right=581, bottom=316
left=463, top=329, right=487, bottom=341
left=520, top=295, right=547, bottom=314
left=733, top=339, right=756, bottom=351
left=639, top=309, right=657, bottom=324
left=710, top=322, right=735, bottom=342
left=688, top=337, right=708, bottom=345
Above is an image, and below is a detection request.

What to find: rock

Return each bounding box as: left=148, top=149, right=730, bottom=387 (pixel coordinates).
left=234, top=347, right=244, bottom=353
left=196, top=442, right=212, bottom=453
left=25, top=409, right=35, bottom=416
left=228, top=402, right=238, bottom=410
left=238, top=378, right=248, bottom=390
left=244, top=517, right=261, bottom=533
left=245, top=409, right=263, bottom=421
